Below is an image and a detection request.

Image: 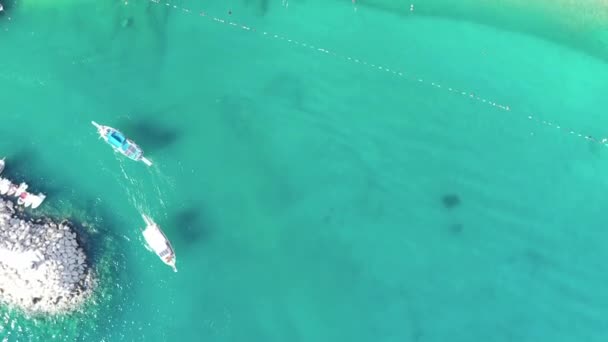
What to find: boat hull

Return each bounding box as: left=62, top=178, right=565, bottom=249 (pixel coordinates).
left=92, top=121, right=152, bottom=166
left=141, top=214, right=177, bottom=272
left=0, top=159, right=46, bottom=209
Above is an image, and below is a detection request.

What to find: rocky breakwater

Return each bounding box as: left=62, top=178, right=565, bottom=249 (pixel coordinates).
left=0, top=199, right=94, bottom=314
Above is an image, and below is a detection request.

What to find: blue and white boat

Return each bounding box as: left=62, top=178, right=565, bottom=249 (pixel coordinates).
left=91, top=121, right=152, bottom=166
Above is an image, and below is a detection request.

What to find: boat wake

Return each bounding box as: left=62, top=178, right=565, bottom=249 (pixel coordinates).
left=114, top=155, right=174, bottom=215
left=116, top=157, right=137, bottom=186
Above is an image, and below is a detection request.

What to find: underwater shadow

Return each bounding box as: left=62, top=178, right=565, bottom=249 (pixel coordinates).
left=2, top=149, right=66, bottom=198
left=121, top=117, right=182, bottom=153
left=216, top=94, right=297, bottom=209
left=441, top=193, right=460, bottom=209
left=170, top=206, right=211, bottom=246
left=242, top=0, right=270, bottom=16
left=3, top=148, right=37, bottom=177
left=216, top=94, right=260, bottom=139
left=262, top=72, right=308, bottom=112
left=111, top=0, right=171, bottom=62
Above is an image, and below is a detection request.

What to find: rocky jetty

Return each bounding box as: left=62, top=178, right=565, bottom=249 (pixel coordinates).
left=0, top=199, right=94, bottom=314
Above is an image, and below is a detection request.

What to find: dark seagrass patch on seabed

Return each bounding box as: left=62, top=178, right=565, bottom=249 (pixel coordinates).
left=171, top=206, right=213, bottom=246
left=121, top=115, right=182, bottom=153
left=441, top=193, right=461, bottom=209
left=440, top=193, right=464, bottom=235
left=449, top=222, right=463, bottom=234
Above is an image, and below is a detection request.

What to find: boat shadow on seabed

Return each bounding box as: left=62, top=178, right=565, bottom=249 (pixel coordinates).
left=171, top=206, right=212, bottom=246
left=120, top=116, right=182, bottom=154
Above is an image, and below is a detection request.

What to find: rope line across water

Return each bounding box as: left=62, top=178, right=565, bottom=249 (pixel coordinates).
left=146, top=0, right=607, bottom=146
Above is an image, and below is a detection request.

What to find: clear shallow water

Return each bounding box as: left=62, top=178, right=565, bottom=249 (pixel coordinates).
left=1, top=0, right=608, bottom=341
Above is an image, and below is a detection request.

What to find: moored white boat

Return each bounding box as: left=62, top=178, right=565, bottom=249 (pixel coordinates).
left=141, top=214, right=177, bottom=272
left=17, top=192, right=46, bottom=209
left=0, top=178, right=10, bottom=195
left=0, top=158, right=46, bottom=209
left=6, top=183, right=17, bottom=196
left=13, top=182, right=28, bottom=196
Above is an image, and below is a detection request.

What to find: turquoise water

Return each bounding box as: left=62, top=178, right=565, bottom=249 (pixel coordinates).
left=2, top=0, right=608, bottom=341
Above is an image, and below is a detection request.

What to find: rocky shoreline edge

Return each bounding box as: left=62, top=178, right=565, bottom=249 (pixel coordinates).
left=0, top=198, right=95, bottom=315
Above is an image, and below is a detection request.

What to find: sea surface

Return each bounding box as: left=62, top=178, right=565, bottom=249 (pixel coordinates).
left=1, top=0, right=608, bottom=341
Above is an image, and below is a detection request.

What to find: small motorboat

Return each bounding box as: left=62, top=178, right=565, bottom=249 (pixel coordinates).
left=17, top=192, right=46, bottom=209
left=91, top=121, right=152, bottom=166
left=141, top=214, right=177, bottom=272
left=0, top=178, right=10, bottom=195
left=0, top=158, right=46, bottom=209
left=12, top=182, right=28, bottom=197
left=6, top=183, right=17, bottom=196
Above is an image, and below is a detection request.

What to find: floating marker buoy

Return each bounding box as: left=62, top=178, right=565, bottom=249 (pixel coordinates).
left=145, top=0, right=607, bottom=148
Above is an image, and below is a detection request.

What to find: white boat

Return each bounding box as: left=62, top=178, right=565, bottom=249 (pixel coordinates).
left=13, top=182, right=28, bottom=196
left=0, top=158, right=46, bottom=209
left=141, top=214, right=177, bottom=272
left=17, top=192, right=46, bottom=209
left=0, top=178, right=10, bottom=195
left=6, top=183, right=17, bottom=196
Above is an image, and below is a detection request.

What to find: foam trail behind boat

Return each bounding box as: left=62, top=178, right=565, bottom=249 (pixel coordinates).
left=140, top=157, right=153, bottom=167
